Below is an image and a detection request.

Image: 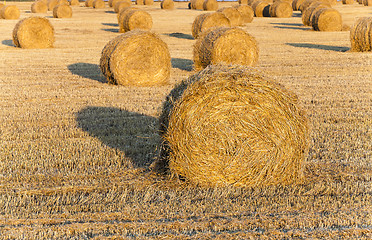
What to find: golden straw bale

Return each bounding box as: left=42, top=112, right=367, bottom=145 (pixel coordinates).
left=191, top=0, right=204, bottom=10
left=108, top=0, right=118, bottom=7
left=350, top=17, right=372, bottom=52
left=53, top=4, right=72, bottom=18
left=121, top=9, right=152, bottom=33
left=269, top=1, right=293, bottom=18
left=311, top=7, right=342, bottom=31
left=135, top=0, right=144, bottom=5
left=191, top=12, right=231, bottom=39
left=203, top=0, right=218, bottom=11
left=0, top=5, right=20, bottom=20
left=31, top=1, right=48, bottom=13
left=114, top=0, right=131, bottom=13
left=239, top=0, right=249, bottom=4
left=0, top=4, right=4, bottom=11
left=93, top=0, right=105, bottom=8
left=233, top=5, right=254, bottom=23
left=298, top=0, right=316, bottom=12
left=193, top=27, right=259, bottom=70
left=363, top=0, right=372, bottom=5
left=12, top=17, right=54, bottom=49
left=302, top=1, right=330, bottom=26
left=342, top=0, right=355, bottom=4
left=47, top=0, right=59, bottom=10
left=252, top=1, right=271, bottom=17
left=161, top=0, right=174, bottom=9
left=117, top=6, right=137, bottom=24
left=217, top=7, right=243, bottom=26
left=85, top=0, right=94, bottom=7
left=38, top=0, right=48, bottom=4
left=144, top=0, right=154, bottom=5
left=100, top=30, right=171, bottom=86
left=292, top=0, right=306, bottom=10
left=156, top=64, right=309, bottom=187
left=69, top=0, right=80, bottom=6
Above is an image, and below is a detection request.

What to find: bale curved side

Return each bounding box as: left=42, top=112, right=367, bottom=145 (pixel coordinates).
left=217, top=7, right=243, bottom=26
left=161, top=0, right=174, bottom=9
left=157, top=64, right=309, bottom=187
left=53, top=4, right=72, bottom=18
left=114, top=0, right=131, bottom=13
left=93, top=0, right=105, bottom=8
left=192, top=12, right=231, bottom=39
left=0, top=5, right=20, bottom=19
left=203, top=0, right=218, bottom=11
left=233, top=5, right=254, bottom=24
left=269, top=1, right=293, bottom=18
left=85, top=0, right=94, bottom=7
left=311, top=7, right=342, bottom=31
left=350, top=17, right=372, bottom=52
left=31, top=1, right=48, bottom=13
left=122, top=9, right=153, bottom=33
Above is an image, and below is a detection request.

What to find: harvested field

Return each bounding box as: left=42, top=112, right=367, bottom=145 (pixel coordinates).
left=0, top=2, right=371, bottom=239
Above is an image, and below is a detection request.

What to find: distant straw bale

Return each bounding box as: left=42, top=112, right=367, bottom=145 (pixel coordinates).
left=117, top=6, right=137, bottom=25
left=31, top=1, right=48, bottom=13
left=69, top=0, right=80, bottom=6
left=99, top=30, right=171, bottom=86
left=203, top=0, right=218, bottom=11
left=233, top=5, right=254, bottom=23
left=298, top=0, right=316, bottom=12
left=1, top=5, right=20, bottom=19
left=302, top=1, right=330, bottom=26
left=252, top=1, right=271, bottom=17
left=53, top=4, right=72, bottom=18
left=350, top=17, right=372, bottom=52
left=93, top=0, right=105, bottom=8
left=161, top=0, right=174, bottom=9
left=342, top=0, right=355, bottom=4
left=217, top=7, right=243, bottom=26
left=193, top=27, right=259, bottom=70
left=292, top=0, right=306, bottom=10
left=269, top=1, right=293, bottom=17
left=156, top=64, right=309, bottom=187
left=190, top=0, right=204, bottom=10
left=363, top=0, right=372, bottom=5
left=109, top=0, right=120, bottom=7
left=12, top=17, right=54, bottom=49
left=144, top=0, right=154, bottom=5
left=239, top=0, right=249, bottom=4
left=85, top=0, right=94, bottom=7
left=114, top=0, right=131, bottom=13
left=311, top=7, right=342, bottom=31
left=120, top=9, right=152, bottom=33
left=191, top=12, right=231, bottom=39
left=135, top=0, right=144, bottom=5
left=48, top=0, right=68, bottom=10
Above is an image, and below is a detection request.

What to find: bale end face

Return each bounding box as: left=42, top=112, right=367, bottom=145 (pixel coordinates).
left=158, top=64, right=309, bottom=187
left=312, top=7, right=342, bottom=32
left=53, top=4, right=73, bottom=18
left=0, top=5, right=20, bottom=20
left=350, top=17, right=372, bottom=52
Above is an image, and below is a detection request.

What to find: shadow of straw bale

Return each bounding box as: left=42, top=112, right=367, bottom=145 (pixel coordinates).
left=76, top=106, right=160, bottom=168
left=271, top=22, right=304, bottom=27
left=2, top=40, right=14, bottom=47
left=68, top=63, right=107, bottom=83
left=102, top=23, right=118, bottom=27
left=171, top=58, right=193, bottom=71
left=165, top=32, right=194, bottom=40
left=101, top=28, right=119, bottom=33
left=286, top=43, right=349, bottom=52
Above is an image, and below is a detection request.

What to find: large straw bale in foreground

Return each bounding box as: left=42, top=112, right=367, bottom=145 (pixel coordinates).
left=269, top=1, right=293, bottom=18
left=120, top=9, right=152, bottom=33
left=233, top=5, right=254, bottom=24
left=193, top=27, right=259, bottom=70
left=53, top=4, right=72, bottom=18
left=12, top=17, right=54, bottom=49
left=31, top=1, right=48, bottom=13
left=350, top=17, right=372, bottom=52
left=156, top=64, right=309, bottom=187
left=217, top=7, right=243, bottom=26
left=161, top=0, right=174, bottom=9
left=0, top=5, right=20, bottom=19
left=192, top=12, right=231, bottom=39
left=100, top=30, right=171, bottom=86
left=311, top=7, right=342, bottom=31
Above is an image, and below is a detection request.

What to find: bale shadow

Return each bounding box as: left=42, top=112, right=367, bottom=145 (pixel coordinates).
left=271, top=22, right=304, bottom=27
left=101, top=28, right=119, bottom=33
left=102, top=23, right=118, bottom=27
left=286, top=43, right=349, bottom=52
left=2, top=40, right=14, bottom=47
left=165, top=32, right=194, bottom=40
left=67, top=63, right=107, bottom=83
left=105, top=10, right=116, bottom=14
left=171, top=58, right=193, bottom=71
left=273, top=25, right=309, bottom=31
left=76, top=106, right=160, bottom=168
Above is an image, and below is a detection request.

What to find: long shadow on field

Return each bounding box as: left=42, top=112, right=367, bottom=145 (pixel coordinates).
left=102, top=23, right=119, bottom=27
left=272, top=25, right=309, bottom=31
left=68, top=63, right=107, bottom=83
left=286, top=43, right=349, bottom=52
left=102, top=28, right=119, bottom=33
left=76, top=106, right=160, bottom=168
left=2, top=40, right=14, bottom=47
left=164, top=32, right=194, bottom=40
left=271, top=23, right=304, bottom=27
left=171, top=58, right=193, bottom=71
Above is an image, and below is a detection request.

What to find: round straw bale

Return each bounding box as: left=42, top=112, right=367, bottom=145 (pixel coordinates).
left=239, top=0, right=249, bottom=4
left=85, top=0, right=94, bottom=7
left=0, top=3, right=4, bottom=11
left=100, top=30, right=171, bottom=86
left=193, top=27, right=259, bottom=70
left=48, top=0, right=59, bottom=10
left=157, top=64, right=309, bottom=187
left=233, top=5, right=254, bottom=23
left=190, top=0, right=204, bottom=10
left=269, top=1, right=293, bottom=18
left=298, top=0, right=316, bottom=12
left=217, top=7, right=243, bottom=26
left=342, top=0, right=354, bottom=4
left=53, top=4, right=72, bottom=18
left=252, top=1, right=271, bottom=17
left=121, top=9, right=152, bottom=33
left=161, top=0, right=174, bottom=9
left=38, top=0, right=48, bottom=4
left=109, top=0, right=121, bottom=7
left=114, top=0, right=131, bottom=13
left=292, top=0, right=306, bottom=10
left=31, top=1, right=48, bottom=13
left=248, top=0, right=257, bottom=5
left=12, top=17, right=54, bottom=49
left=0, top=5, right=20, bottom=19
left=311, top=7, right=342, bottom=31
left=135, top=0, right=144, bottom=5
left=93, top=0, right=105, bottom=8
left=350, top=17, right=372, bottom=52
left=117, top=6, right=137, bottom=24
left=363, top=0, right=372, bottom=5
left=191, top=12, right=231, bottom=39
left=69, top=0, right=80, bottom=6
left=203, top=0, right=218, bottom=11
left=302, top=1, right=330, bottom=26
left=144, top=0, right=154, bottom=5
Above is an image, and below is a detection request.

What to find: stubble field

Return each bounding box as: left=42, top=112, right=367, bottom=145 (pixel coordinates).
left=0, top=1, right=371, bottom=239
